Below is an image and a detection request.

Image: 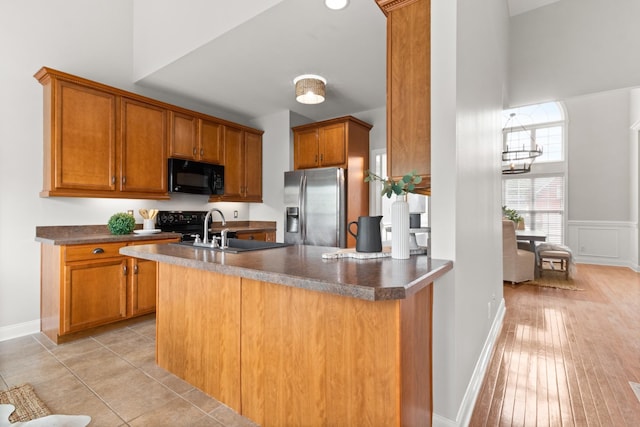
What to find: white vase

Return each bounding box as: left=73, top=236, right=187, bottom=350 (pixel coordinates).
left=391, top=194, right=410, bottom=259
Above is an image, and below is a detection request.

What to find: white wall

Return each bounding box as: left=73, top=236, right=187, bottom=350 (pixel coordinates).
left=630, top=89, right=640, bottom=269
left=431, top=0, right=508, bottom=425
left=248, top=110, right=292, bottom=242
left=564, top=90, right=631, bottom=221
left=0, top=0, right=250, bottom=337
left=508, top=0, right=640, bottom=270
left=563, top=89, right=635, bottom=265
left=509, top=0, right=640, bottom=106
left=0, top=0, right=132, bottom=334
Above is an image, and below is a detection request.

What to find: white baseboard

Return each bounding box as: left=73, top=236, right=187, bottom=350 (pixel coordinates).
left=433, top=412, right=457, bottom=427
left=0, top=319, right=40, bottom=342
left=432, top=298, right=506, bottom=427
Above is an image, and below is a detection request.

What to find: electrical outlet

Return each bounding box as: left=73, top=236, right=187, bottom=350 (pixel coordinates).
left=234, top=210, right=238, bottom=218
left=488, top=301, right=491, bottom=319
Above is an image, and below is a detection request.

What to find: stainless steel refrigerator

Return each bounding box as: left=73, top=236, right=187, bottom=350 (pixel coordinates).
left=284, top=167, right=346, bottom=248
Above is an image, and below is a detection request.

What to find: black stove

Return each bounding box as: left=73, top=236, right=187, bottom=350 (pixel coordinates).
left=156, top=210, right=235, bottom=242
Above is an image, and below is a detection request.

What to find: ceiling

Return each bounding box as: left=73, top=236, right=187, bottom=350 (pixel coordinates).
left=135, top=0, right=560, bottom=124
left=136, top=0, right=387, bottom=123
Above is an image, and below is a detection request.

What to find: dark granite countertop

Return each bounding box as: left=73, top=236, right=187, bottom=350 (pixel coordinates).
left=35, top=222, right=277, bottom=246
left=35, top=225, right=180, bottom=245
left=120, top=243, right=453, bottom=301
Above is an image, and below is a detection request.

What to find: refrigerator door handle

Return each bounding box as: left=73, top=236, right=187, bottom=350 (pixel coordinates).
left=300, top=175, right=307, bottom=242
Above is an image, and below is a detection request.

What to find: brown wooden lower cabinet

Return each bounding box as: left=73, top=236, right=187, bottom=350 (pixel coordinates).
left=40, top=238, right=178, bottom=343
left=156, top=263, right=433, bottom=426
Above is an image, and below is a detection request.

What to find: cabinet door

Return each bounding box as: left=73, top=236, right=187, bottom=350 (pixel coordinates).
left=243, top=131, right=262, bottom=202
left=169, top=111, right=198, bottom=160
left=129, top=258, right=157, bottom=317
left=318, top=122, right=346, bottom=167
left=55, top=80, right=117, bottom=191
left=387, top=0, right=430, bottom=189
left=199, top=119, right=224, bottom=164
left=120, top=98, right=167, bottom=194
left=63, top=259, right=127, bottom=334
left=222, top=126, right=244, bottom=199
left=294, top=128, right=319, bottom=169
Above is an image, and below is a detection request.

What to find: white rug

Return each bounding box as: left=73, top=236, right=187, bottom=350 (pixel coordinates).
left=631, top=382, right=640, bottom=403
left=0, top=404, right=90, bottom=427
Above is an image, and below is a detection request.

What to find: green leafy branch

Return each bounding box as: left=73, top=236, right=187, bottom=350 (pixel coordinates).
left=364, top=170, right=422, bottom=198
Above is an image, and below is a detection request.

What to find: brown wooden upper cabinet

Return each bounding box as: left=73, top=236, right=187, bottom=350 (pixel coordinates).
left=376, top=0, right=431, bottom=195
left=120, top=97, right=168, bottom=195
left=169, top=112, right=223, bottom=165
left=292, top=116, right=372, bottom=171
left=35, top=67, right=263, bottom=201
left=35, top=67, right=168, bottom=199
left=211, top=127, right=263, bottom=203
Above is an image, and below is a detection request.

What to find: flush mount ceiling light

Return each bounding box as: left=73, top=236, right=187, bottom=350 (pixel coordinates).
left=325, top=0, right=349, bottom=10
left=293, top=74, right=327, bottom=105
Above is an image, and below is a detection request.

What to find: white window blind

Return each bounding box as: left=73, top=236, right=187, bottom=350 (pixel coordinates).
left=502, top=174, right=565, bottom=244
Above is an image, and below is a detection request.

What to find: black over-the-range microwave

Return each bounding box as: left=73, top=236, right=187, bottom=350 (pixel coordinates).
left=168, top=158, right=224, bottom=195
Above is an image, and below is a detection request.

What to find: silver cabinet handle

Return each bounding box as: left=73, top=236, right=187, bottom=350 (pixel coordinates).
left=92, top=248, right=104, bottom=254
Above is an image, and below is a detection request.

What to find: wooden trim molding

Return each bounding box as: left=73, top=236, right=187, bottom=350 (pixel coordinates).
left=374, top=0, right=421, bottom=15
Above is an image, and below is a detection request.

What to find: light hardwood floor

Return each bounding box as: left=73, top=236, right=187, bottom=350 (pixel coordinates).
left=471, top=263, right=640, bottom=426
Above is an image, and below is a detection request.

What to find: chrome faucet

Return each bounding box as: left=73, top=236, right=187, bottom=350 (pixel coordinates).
left=220, top=229, right=230, bottom=249
left=194, top=208, right=226, bottom=248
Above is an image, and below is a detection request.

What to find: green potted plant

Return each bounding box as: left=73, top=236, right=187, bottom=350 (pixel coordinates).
left=502, top=206, right=524, bottom=230
left=107, top=212, right=136, bottom=235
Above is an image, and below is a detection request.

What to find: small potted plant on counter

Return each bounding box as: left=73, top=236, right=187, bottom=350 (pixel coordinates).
left=107, top=212, right=136, bottom=235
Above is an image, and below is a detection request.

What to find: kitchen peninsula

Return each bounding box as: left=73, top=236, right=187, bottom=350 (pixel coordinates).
left=121, top=243, right=452, bottom=426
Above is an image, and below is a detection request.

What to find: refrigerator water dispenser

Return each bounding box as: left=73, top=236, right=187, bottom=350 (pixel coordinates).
left=286, top=207, right=299, bottom=233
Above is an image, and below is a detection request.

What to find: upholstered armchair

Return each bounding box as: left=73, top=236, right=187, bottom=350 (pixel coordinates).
left=502, top=220, right=535, bottom=284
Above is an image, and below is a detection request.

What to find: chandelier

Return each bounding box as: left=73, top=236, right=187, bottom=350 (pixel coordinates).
left=502, top=112, right=543, bottom=174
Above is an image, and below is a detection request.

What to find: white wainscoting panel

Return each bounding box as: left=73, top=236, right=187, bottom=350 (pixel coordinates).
left=567, top=220, right=636, bottom=269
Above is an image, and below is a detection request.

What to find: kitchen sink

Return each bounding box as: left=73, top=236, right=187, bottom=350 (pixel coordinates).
left=173, top=238, right=292, bottom=253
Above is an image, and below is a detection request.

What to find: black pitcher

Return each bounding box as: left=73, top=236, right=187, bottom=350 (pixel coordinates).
left=348, top=216, right=383, bottom=253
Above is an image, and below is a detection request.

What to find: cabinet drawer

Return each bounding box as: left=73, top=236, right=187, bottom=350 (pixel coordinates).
left=65, top=242, right=126, bottom=262
left=128, top=238, right=179, bottom=246
left=236, top=231, right=267, bottom=241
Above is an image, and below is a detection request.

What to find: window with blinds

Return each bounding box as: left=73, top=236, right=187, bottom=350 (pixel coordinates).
left=502, top=174, right=564, bottom=244
left=502, top=102, right=566, bottom=245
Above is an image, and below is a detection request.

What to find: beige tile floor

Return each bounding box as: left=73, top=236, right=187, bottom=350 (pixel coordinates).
left=0, top=317, right=258, bottom=426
